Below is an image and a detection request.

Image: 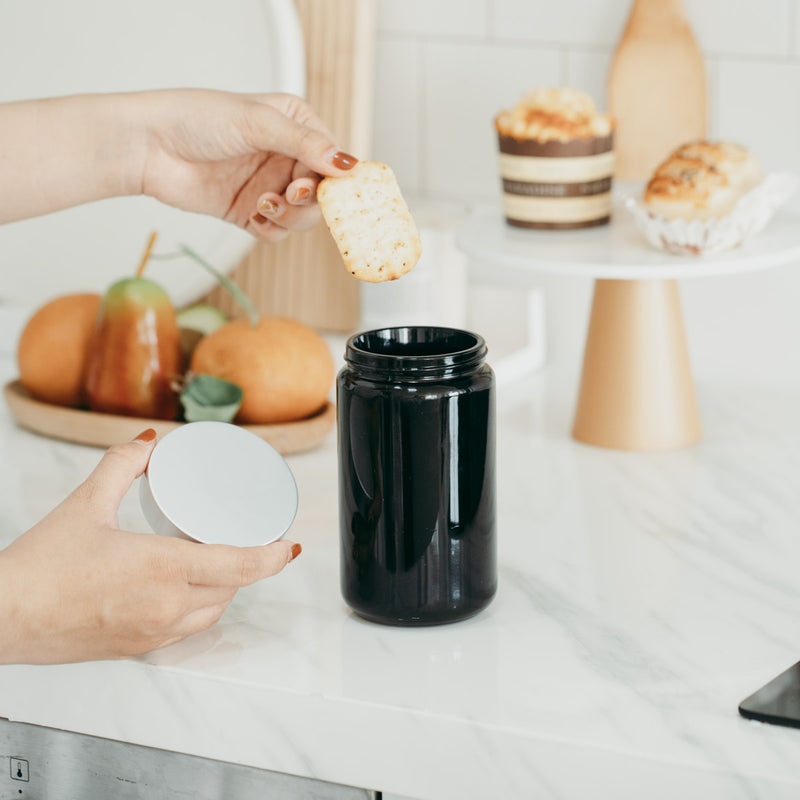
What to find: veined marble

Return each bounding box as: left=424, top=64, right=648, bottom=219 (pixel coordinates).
left=1, top=338, right=800, bottom=798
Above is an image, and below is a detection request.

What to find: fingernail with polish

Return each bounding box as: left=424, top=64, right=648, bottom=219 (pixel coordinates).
left=288, top=542, right=302, bottom=563
left=329, top=150, right=358, bottom=171
left=292, top=186, right=312, bottom=203
left=258, top=198, right=281, bottom=216
left=251, top=212, right=269, bottom=225
left=134, top=428, right=157, bottom=443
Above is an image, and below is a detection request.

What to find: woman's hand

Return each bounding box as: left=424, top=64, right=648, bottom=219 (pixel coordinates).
left=0, top=90, right=356, bottom=238
left=138, top=89, right=357, bottom=243
left=0, top=431, right=300, bottom=665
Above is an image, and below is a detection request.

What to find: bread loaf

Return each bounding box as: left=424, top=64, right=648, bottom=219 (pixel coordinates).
left=644, top=140, right=763, bottom=220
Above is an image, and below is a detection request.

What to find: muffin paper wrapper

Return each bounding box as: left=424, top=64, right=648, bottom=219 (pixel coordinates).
left=624, top=172, right=797, bottom=255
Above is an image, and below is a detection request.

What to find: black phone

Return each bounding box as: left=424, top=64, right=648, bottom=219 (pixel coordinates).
left=739, top=661, right=800, bottom=729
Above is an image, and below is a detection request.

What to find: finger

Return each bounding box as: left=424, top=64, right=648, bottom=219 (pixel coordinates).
left=285, top=177, right=318, bottom=205
left=254, top=192, right=321, bottom=231
left=176, top=602, right=231, bottom=638
left=290, top=159, right=319, bottom=183
left=247, top=214, right=290, bottom=243
left=255, top=191, right=284, bottom=217
left=260, top=93, right=338, bottom=140
left=189, top=586, right=237, bottom=605
left=183, top=540, right=302, bottom=587
left=151, top=602, right=231, bottom=650
left=243, top=102, right=358, bottom=178
left=71, top=429, right=157, bottom=520
left=279, top=204, right=321, bottom=231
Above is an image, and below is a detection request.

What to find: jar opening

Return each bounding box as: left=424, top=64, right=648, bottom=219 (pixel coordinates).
left=345, top=326, right=487, bottom=379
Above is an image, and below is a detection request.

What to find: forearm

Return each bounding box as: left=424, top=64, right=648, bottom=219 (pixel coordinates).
left=0, top=93, right=145, bottom=223
left=0, top=548, right=24, bottom=665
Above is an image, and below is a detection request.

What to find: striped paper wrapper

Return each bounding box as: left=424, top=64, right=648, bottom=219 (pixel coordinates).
left=497, top=133, right=615, bottom=230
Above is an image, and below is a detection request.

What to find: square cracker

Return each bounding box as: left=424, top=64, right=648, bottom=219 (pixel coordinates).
left=317, top=161, right=422, bottom=283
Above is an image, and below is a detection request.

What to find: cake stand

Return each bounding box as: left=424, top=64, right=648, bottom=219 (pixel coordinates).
left=456, top=194, right=800, bottom=451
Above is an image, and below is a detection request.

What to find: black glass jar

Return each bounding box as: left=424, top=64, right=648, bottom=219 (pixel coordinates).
left=337, top=326, right=496, bottom=626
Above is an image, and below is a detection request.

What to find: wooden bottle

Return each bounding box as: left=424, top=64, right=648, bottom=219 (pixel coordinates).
left=608, top=0, right=707, bottom=180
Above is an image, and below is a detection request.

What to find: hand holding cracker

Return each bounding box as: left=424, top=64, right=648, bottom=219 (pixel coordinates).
left=317, top=161, right=422, bottom=282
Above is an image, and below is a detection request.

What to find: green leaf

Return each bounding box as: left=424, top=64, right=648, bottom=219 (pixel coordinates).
left=180, top=374, right=244, bottom=423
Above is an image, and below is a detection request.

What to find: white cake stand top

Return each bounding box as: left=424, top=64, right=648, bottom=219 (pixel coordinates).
left=456, top=191, right=800, bottom=282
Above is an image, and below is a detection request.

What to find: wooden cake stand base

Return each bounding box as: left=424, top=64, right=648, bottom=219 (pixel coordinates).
left=571, top=279, right=701, bottom=450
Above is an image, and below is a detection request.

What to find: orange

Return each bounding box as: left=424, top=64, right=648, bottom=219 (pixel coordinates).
left=189, top=316, right=335, bottom=424
left=17, top=293, right=101, bottom=407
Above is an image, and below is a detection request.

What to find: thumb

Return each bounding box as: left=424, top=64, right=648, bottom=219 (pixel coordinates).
left=246, top=103, right=358, bottom=178
left=72, top=429, right=158, bottom=521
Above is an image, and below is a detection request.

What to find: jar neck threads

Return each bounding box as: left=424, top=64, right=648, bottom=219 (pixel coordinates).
left=344, top=327, right=487, bottom=381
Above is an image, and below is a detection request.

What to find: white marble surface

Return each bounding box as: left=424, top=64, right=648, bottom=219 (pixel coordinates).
left=2, top=345, right=800, bottom=798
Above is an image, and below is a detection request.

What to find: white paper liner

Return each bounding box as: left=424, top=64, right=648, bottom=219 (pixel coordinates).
left=624, top=172, right=798, bottom=255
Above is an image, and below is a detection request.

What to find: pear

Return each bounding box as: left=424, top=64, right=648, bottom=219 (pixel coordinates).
left=84, top=234, right=181, bottom=420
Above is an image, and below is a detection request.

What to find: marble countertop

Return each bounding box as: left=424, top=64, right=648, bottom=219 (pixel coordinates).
left=2, top=346, right=800, bottom=799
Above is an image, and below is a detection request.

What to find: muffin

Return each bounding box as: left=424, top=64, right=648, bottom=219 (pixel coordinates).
left=644, top=140, right=764, bottom=221
left=495, top=87, right=615, bottom=229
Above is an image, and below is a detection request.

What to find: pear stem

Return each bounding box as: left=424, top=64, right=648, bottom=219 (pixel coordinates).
left=136, top=232, right=158, bottom=279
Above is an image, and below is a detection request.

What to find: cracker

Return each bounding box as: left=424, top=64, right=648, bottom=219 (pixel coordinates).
left=317, top=161, right=422, bottom=283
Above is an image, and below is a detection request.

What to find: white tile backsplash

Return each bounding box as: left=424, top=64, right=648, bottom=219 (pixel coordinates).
left=795, top=0, right=800, bottom=55
left=375, top=1, right=800, bottom=202
left=377, top=0, right=488, bottom=38
left=490, top=0, right=628, bottom=47
left=372, top=37, right=421, bottom=192
left=714, top=58, right=800, bottom=171
left=423, top=41, right=561, bottom=199
left=564, top=48, right=614, bottom=110
left=686, top=0, right=793, bottom=57
left=488, top=0, right=793, bottom=55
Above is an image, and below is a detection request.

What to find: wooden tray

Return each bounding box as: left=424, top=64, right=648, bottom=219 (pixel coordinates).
left=3, top=381, right=336, bottom=454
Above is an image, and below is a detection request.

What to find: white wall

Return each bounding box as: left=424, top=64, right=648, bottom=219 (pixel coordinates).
left=372, top=0, right=800, bottom=199
left=370, top=0, right=800, bottom=388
